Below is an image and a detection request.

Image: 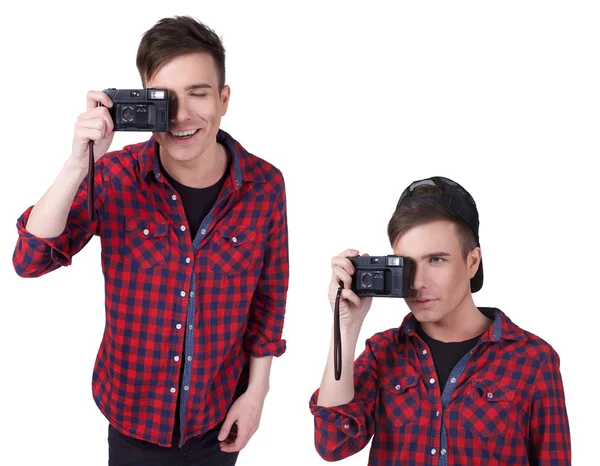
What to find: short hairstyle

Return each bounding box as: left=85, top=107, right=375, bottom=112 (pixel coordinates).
left=136, top=16, right=226, bottom=89
left=387, top=184, right=478, bottom=259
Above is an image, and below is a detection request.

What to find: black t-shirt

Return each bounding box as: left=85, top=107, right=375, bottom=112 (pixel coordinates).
left=159, top=155, right=230, bottom=240
left=416, top=322, right=482, bottom=392
left=158, top=153, right=230, bottom=438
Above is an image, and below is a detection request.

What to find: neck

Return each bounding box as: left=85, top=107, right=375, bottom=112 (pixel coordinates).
left=159, top=140, right=228, bottom=188
left=420, top=294, right=492, bottom=342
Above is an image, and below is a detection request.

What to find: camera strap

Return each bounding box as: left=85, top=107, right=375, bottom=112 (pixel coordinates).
left=334, top=282, right=344, bottom=381
left=87, top=141, right=95, bottom=221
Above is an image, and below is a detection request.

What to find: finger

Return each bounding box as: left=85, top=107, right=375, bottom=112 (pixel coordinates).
left=74, top=127, right=103, bottom=144
left=332, top=266, right=352, bottom=290
left=338, top=249, right=359, bottom=257
left=87, top=90, right=113, bottom=111
left=217, top=415, right=237, bottom=442
left=79, top=108, right=114, bottom=135
left=220, top=425, right=250, bottom=453
left=331, top=256, right=356, bottom=276
left=76, top=119, right=108, bottom=140
left=341, top=289, right=362, bottom=308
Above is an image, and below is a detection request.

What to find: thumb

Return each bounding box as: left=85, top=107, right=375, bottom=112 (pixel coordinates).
left=218, top=413, right=236, bottom=441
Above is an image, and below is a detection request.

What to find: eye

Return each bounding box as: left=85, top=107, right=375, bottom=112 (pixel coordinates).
left=191, top=93, right=207, bottom=97
left=430, top=257, right=446, bottom=264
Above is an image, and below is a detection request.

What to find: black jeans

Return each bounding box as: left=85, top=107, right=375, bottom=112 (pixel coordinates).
left=108, top=423, right=239, bottom=466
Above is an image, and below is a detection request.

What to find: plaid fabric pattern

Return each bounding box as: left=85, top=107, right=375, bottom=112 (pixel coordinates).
left=310, top=309, right=570, bottom=465
left=13, top=129, right=289, bottom=447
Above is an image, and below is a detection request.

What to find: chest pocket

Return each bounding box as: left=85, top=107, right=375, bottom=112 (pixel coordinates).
left=461, top=379, right=515, bottom=437
left=123, top=217, right=169, bottom=268
left=210, top=226, right=256, bottom=275
left=379, top=373, right=421, bottom=427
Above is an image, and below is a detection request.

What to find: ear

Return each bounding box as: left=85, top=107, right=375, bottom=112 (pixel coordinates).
left=467, top=247, right=482, bottom=279
left=220, top=85, right=231, bottom=116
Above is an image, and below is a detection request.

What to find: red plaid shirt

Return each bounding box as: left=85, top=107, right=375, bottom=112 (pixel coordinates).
left=13, top=130, right=289, bottom=447
left=310, top=308, right=570, bottom=465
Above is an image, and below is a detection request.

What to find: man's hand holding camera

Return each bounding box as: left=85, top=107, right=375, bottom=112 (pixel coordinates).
left=68, top=91, right=115, bottom=171
left=328, top=249, right=373, bottom=331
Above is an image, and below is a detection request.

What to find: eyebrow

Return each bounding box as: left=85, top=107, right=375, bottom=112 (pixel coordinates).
left=420, top=252, right=451, bottom=260
left=184, top=83, right=213, bottom=91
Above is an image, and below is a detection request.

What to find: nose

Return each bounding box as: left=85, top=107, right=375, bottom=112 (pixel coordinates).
left=169, top=97, right=192, bottom=123
left=410, top=262, right=427, bottom=291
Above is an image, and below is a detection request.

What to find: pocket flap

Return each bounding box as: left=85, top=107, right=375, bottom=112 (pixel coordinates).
left=471, top=379, right=515, bottom=402
left=217, top=227, right=256, bottom=246
left=125, top=217, right=169, bottom=238
left=381, top=373, right=419, bottom=395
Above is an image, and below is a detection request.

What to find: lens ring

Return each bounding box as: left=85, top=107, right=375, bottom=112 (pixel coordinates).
left=122, top=106, right=135, bottom=122
left=361, top=272, right=373, bottom=288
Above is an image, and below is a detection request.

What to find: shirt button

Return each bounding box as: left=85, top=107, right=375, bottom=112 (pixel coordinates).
left=176, top=324, right=182, bottom=330
left=188, top=324, right=193, bottom=330
left=235, top=180, right=240, bottom=186
left=395, top=384, right=401, bottom=391
left=429, top=378, right=436, bottom=384
left=174, top=356, right=180, bottom=362
left=431, top=448, right=436, bottom=455
left=143, top=229, right=149, bottom=235
left=187, top=356, right=192, bottom=361
left=343, top=424, right=350, bottom=430
left=436, top=411, right=440, bottom=417
left=180, top=291, right=186, bottom=297
left=487, top=392, right=494, bottom=399
left=184, top=386, right=189, bottom=391
left=441, top=449, right=447, bottom=456
left=200, top=228, right=206, bottom=235
left=190, top=292, right=195, bottom=298
left=180, top=225, right=186, bottom=232
left=185, top=257, right=191, bottom=264
left=171, top=194, right=177, bottom=201
left=170, top=387, right=176, bottom=393
left=450, top=377, right=456, bottom=384
left=232, top=236, right=238, bottom=243
left=422, top=349, right=427, bottom=355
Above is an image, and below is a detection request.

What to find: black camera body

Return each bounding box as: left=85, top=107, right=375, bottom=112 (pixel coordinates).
left=349, top=255, right=415, bottom=298
left=102, top=88, right=169, bottom=131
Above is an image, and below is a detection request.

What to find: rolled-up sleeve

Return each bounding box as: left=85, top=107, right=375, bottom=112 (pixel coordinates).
left=529, top=349, right=571, bottom=465
left=243, top=173, right=289, bottom=357
left=13, top=160, right=105, bottom=278
left=309, top=340, right=379, bottom=461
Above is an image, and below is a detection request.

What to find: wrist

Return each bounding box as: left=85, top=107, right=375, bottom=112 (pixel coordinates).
left=245, top=382, right=269, bottom=400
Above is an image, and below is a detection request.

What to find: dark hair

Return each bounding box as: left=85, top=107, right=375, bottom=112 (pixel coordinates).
left=387, top=184, right=478, bottom=259
left=136, top=16, right=226, bottom=89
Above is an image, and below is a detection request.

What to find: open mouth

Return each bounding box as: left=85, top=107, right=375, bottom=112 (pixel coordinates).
left=170, top=129, right=199, bottom=139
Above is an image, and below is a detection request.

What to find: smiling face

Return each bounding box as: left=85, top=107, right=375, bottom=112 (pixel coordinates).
left=147, top=52, right=230, bottom=165
left=393, top=220, right=481, bottom=327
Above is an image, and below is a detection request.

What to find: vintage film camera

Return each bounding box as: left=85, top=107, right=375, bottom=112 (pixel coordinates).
left=102, top=88, right=169, bottom=131
left=349, top=255, right=415, bottom=298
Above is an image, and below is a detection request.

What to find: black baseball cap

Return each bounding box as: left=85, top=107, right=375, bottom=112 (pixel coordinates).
left=396, top=176, right=483, bottom=293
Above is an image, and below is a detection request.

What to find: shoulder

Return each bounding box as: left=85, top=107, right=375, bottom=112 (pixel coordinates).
left=98, top=139, right=151, bottom=186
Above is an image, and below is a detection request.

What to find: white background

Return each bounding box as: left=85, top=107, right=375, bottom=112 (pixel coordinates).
left=0, top=1, right=598, bottom=464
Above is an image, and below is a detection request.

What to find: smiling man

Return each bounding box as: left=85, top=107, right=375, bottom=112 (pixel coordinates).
left=310, top=176, right=570, bottom=465
left=13, top=16, right=288, bottom=466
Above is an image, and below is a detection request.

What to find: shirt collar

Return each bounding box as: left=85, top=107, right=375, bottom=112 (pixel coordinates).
left=138, top=129, right=266, bottom=187
left=399, top=307, right=527, bottom=343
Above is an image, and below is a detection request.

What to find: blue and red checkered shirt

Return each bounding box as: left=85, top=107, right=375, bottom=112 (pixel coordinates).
left=14, top=129, right=289, bottom=447
left=310, top=308, right=570, bottom=465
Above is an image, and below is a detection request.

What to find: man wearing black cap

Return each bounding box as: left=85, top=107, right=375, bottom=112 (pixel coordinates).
left=309, top=176, right=571, bottom=465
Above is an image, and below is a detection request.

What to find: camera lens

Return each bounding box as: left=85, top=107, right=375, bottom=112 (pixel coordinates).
left=122, top=106, right=135, bottom=122
left=360, top=272, right=373, bottom=289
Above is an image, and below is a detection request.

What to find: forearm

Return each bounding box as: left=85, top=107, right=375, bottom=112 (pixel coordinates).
left=317, top=323, right=362, bottom=407
left=247, top=355, right=273, bottom=398
left=26, top=159, right=88, bottom=238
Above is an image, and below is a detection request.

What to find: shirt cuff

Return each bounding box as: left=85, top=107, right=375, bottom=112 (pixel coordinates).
left=309, top=390, right=366, bottom=438
left=243, top=335, right=286, bottom=358
left=16, top=207, right=72, bottom=266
